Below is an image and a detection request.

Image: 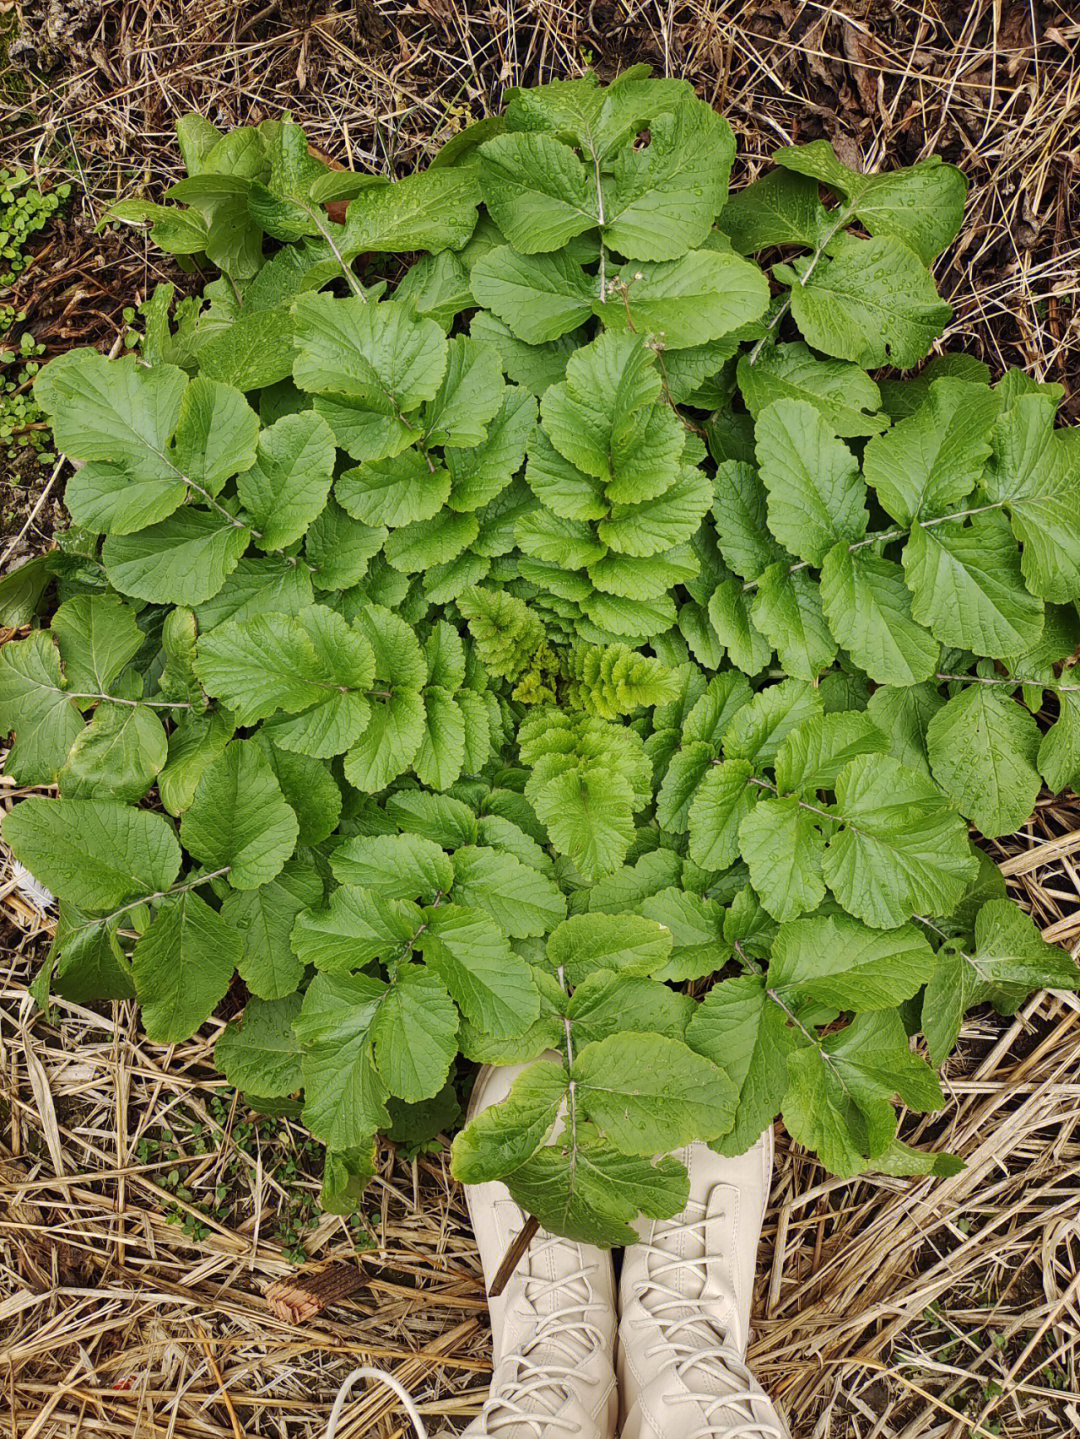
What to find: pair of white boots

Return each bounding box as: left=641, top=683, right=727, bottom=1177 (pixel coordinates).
left=447, top=1062, right=791, bottom=1439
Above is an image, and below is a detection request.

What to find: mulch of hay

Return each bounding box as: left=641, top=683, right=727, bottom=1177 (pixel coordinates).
left=2, top=3, right=1080, bottom=1436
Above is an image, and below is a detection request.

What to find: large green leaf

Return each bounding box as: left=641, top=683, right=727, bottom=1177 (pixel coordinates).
left=783, top=1010, right=944, bottom=1177
left=926, top=684, right=1042, bottom=839
left=572, top=1032, right=737, bottom=1154
left=754, top=399, right=867, bottom=566
left=775, top=142, right=967, bottom=263
left=862, top=378, right=999, bottom=526
left=180, top=739, right=299, bottom=889
left=196, top=607, right=374, bottom=756
left=785, top=234, right=951, bottom=369
left=478, top=132, right=597, bottom=254
left=902, top=512, right=1044, bottom=658
left=822, top=754, right=977, bottom=929
left=0, top=631, right=84, bottom=783
left=820, top=545, right=939, bottom=686
left=216, top=993, right=304, bottom=1096
left=3, top=797, right=181, bottom=912
left=415, top=904, right=540, bottom=1038
left=470, top=245, right=595, bottom=343
left=236, top=410, right=336, bottom=549
left=133, top=890, right=242, bottom=1043
left=601, top=249, right=769, bottom=349
left=102, top=508, right=252, bottom=607
left=292, top=293, right=448, bottom=461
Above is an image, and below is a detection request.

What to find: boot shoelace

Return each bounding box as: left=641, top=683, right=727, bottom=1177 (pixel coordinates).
left=481, top=1234, right=610, bottom=1437
left=631, top=1210, right=788, bottom=1439
left=323, top=1236, right=608, bottom=1439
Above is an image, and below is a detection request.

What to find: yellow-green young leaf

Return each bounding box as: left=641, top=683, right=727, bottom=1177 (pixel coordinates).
left=927, top=685, right=1042, bottom=839
left=181, top=740, right=299, bottom=890
left=754, top=399, right=867, bottom=566
left=215, top=993, right=304, bottom=1096
left=0, top=631, right=84, bottom=783
left=532, top=764, right=637, bottom=882
left=3, top=797, right=180, bottom=912
left=545, top=911, right=672, bottom=984
left=133, top=890, right=243, bottom=1043
left=572, top=1032, right=737, bottom=1154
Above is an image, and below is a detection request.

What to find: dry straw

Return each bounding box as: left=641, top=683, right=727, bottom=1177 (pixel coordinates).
left=2, top=3, right=1079, bottom=1434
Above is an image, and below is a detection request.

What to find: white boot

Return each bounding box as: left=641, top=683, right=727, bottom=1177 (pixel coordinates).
left=454, top=1061, right=618, bottom=1438
left=617, top=1132, right=790, bottom=1439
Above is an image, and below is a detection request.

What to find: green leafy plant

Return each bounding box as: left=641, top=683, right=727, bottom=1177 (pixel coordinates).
left=4, top=70, right=1080, bottom=1242
left=1, top=172, right=68, bottom=470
